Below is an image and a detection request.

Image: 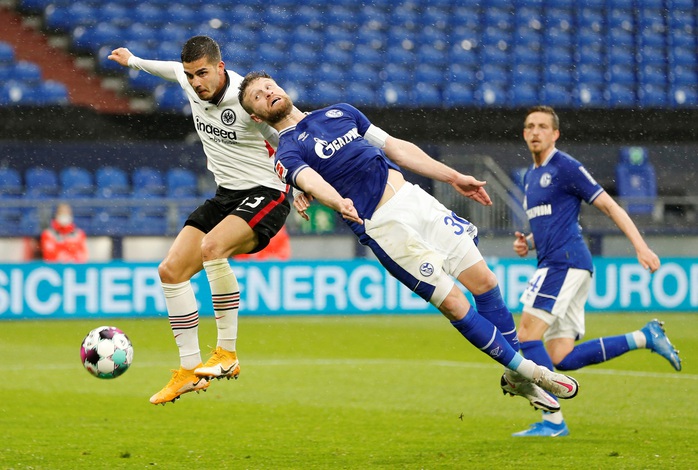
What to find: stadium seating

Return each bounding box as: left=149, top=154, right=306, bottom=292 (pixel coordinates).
left=132, top=167, right=165, bottom=197
left=60, top=166, right=94, bottom=197
left=153, top=83, right=189, bottom=113
left=95, top=166, right=129, bottom=199
left=166, top=168, right=197, bottom=198
left=0, top=167, right=22, bottom=197
left=3, top=2, right=698, bottom=112
left=25, top=167, right=59, bottom=198
left=127, top=210, right=169, bottom=235
left=0, top=168, right=24, bottom=225
left=0, top=41, right=69, bottom=106
left=615, top=146, right=657, bottom=214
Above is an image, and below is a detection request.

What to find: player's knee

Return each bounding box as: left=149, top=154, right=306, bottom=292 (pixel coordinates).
left=158, top=259, right=178, bottom=284
left=437, top=289, right=468, bottom=322
left=549, top=352, right=571, bottom=369
left=479, top=269, right=499, bottom=292
left=516, top=324, right=543, bottom=343
left=200, top=235, right=225, bottom=261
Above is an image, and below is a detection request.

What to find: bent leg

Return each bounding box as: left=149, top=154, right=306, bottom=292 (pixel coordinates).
left=458, top=260, right=519, bottom=350
left=441, top=286, right=539, bottom=378
left=201, top=215, right=257, bottom=356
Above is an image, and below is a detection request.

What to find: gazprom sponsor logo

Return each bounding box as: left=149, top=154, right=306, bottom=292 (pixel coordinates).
left=526, top=204, right=552, bottom=219
left=314, top=127, right=361, bottom=159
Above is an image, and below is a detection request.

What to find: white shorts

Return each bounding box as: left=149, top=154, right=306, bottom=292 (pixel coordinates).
left=364, top=182, right=483, bottom=307
left=519, top=267, right=591, bottom=341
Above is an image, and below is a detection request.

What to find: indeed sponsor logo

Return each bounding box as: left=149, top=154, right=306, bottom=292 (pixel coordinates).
left=195, top=116, right=237, bottom=141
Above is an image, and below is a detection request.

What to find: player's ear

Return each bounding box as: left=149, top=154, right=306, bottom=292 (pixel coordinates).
left=249, top=113, right=263, bottom=123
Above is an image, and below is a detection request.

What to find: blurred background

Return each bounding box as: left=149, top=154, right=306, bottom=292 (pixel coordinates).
left=0, top=0, right=696, bottom=263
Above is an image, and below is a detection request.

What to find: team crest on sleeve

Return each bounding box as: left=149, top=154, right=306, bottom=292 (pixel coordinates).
left=325, top=109, right=343, bottom=118
left=221, top=109, right=237, bottom=126
left=419, top=262, right=434, bottom=277
left=539, top=173, right=552, bottom=188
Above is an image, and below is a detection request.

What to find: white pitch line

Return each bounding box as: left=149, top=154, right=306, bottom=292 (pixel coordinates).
left=12, top=358, right=696, bottom=380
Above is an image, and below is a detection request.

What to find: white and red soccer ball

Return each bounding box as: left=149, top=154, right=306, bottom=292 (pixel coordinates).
left=80, top=326, right=133, bottom=379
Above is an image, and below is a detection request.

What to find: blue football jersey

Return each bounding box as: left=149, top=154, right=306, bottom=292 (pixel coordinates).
left=274, top=103, right=401, bottom=226
left=523, top=149, right=604, bottom=272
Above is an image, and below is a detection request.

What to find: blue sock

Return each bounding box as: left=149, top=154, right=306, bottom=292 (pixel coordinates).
left=473, top=286, right=519, bottom=351
left=451, top=306, right=517, bottom=367
left=520, top=340, right=554, bottom=370
left=556, top=335, right=631, bottom=371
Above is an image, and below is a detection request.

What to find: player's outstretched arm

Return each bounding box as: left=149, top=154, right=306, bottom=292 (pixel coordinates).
left=295, top=168, right=362, bottom=224
left=592, top=191, right=660, bottom=272
left=383, top=137, right=491, bottom=206
left=107, top=47, right=179, bottom=82
left=450, top=173, right=492, bottom=206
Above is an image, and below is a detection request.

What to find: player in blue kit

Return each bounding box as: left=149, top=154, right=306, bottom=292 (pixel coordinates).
left=510, top=106, right=681, bottom=437
left=238, top=72, right=580, bottom=408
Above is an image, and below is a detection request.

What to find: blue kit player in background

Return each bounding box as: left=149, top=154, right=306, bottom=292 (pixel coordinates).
left=511, top=106, right=682, bottom=437
left=238, top=71, right=580, bottom=409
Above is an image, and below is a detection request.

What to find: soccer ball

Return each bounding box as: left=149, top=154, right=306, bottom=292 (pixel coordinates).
left=80, top=326, right=134, bottom=379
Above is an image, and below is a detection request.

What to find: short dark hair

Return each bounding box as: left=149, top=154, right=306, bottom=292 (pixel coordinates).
left=238, top=71, right=273, bottom=113
left=525, top=105, right=559, bottom=130
left=181, top=36, right=221, bottom=64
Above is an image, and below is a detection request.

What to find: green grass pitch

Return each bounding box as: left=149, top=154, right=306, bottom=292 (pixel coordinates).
left=1, top=313, right=695, bottom=469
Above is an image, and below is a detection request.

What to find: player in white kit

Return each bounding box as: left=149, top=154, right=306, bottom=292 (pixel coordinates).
left=109, top=37, right=290, bottom=404
left=238, top=72, right=581, bottom=407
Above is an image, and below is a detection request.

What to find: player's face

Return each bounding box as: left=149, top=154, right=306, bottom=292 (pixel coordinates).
left=244, top=78, right=293, bottom=124
left=523, top=112, right=559, bottom=157
left=182, top=57, right=225, bottom=100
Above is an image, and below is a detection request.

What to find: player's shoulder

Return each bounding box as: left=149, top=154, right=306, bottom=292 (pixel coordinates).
left=551, top=149, right=584, bottom=168
left=319, top=102, right=360, bottom=115
left=278, top=126, right=302, bottom=146
left=226, top=69, right=244, bottom=85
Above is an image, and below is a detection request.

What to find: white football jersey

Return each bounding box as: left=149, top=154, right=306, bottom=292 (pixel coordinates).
left=128, top=56, right=287, bottom=192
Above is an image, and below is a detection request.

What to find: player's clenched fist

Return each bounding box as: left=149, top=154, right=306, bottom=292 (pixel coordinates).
left=107, top=48, right=133, bottom=67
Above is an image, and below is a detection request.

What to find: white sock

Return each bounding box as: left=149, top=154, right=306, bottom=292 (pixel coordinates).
left=204, top=258, right=239, bottom=352
left=162, top=281, right=201, bottom=370
left=513, top=357, right=538, bottom=380
left=543, top=411, right=565, bottom=424
left=632, top=330, right=647, bottom=349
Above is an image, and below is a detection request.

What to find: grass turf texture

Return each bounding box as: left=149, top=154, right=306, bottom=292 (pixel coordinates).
left=0, top=313, right=695, bottom=469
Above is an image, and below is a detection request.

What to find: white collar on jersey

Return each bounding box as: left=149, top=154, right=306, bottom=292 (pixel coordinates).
left=538, top=147, right=558, bottom=167
left=208, top=71, right=231, bottom=106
